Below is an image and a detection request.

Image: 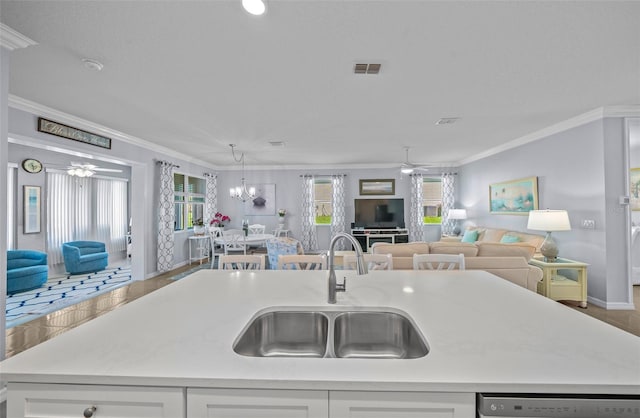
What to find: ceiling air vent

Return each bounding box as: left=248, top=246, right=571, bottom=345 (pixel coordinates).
left=354, top=63, right=381, bottom=75
left=435, top=117, right=460, bottom=125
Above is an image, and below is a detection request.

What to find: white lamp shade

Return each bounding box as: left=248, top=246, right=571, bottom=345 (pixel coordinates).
left=527, top=209, right=571, bottom=232
left=448, top=209, right=467, bottom=220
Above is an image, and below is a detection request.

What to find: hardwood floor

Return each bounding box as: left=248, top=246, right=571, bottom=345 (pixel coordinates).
left=5, top=269, right=640, bottom=359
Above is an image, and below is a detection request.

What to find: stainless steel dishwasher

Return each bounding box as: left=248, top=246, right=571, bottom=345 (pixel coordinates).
left=477, top=393, right=640, bottom=418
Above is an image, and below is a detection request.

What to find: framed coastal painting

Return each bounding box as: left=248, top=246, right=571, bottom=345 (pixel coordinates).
left=631, top=168, right=640, bottom=211
left=489, top=176, right=538, bottom=215
left=359, top=179, right=395, bottom=195
left=23, top=185, right=41, bottom=233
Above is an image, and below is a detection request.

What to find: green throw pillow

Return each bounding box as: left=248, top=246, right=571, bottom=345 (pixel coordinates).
left=500, top=234, right=520, bottom=243
left=461, top=229, right=478, bottom=243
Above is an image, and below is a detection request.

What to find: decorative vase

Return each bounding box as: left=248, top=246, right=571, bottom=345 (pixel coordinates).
left=194, top=225, right=205, bottom=236
left=278, top=216, right=285, bottom=226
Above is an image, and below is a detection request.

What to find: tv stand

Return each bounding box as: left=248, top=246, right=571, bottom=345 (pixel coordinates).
left=351, top=228, right=409, bottom=252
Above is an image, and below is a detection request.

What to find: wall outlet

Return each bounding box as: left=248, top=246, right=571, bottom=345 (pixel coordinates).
left=582, top=219, right=595, bottom=229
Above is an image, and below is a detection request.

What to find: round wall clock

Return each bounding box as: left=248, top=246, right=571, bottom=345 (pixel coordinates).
left=22, top=158, right=43, bottom=174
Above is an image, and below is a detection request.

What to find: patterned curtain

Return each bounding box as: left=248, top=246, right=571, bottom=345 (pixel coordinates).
left=441, top=172, right=456, bottom=236
left=157, top=161, right=176, bottom=272
left=7, top=166, right=15, bottom=250
left=204, top=173, right=217, bottom=224
left=409, top=173, right=424, bottom=242
left=330, top=174, right=347, bottom=250
left=300, top=175, right=318, bottom=252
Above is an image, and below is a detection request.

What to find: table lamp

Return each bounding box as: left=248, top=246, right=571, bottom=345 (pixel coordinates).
left=448, top=209, right=468, bottom=236
left=527, top=209, right=571, bottom=262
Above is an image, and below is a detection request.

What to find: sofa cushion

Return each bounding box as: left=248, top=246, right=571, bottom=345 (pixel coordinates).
left=475, top=242, right=536, bottom=260
left=370, top=242, right=430, bottom=257
left=505, top=231, right=545, bottom=251
left=479, top=228, right=508, bottom=242
left=429, top=242, right=479, bottom=257
left=461, top=229, right=478, bottom=243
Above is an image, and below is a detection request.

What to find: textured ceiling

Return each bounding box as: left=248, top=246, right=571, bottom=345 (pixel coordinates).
left=2, top=0, right=639, bottom=169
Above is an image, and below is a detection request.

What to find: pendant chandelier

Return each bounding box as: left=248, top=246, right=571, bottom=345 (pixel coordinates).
left=229, top=144, right=256, bottom=202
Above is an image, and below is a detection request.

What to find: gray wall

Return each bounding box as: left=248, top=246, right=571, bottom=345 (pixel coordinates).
left=459, top=118, right=632, bottom=307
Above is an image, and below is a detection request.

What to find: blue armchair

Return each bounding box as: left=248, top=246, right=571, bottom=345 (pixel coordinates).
left=7, top=250, right=48, bottom=294
left=265, top=237, right=304, bottom=270
left=62, top=241, right=109, bottom=274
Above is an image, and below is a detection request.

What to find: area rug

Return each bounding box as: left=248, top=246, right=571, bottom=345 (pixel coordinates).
left=6, top=266, right=132, bottom=328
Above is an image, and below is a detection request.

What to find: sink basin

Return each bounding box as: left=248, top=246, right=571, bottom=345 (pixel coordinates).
left=233, top=307, right=428, bottom=359
left=333, top=311, right=428, bottom=359
left=233, top=311, right=329, bottom=358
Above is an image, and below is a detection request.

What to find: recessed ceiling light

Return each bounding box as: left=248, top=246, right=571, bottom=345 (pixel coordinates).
left=242, top=0, right=266, bottom=15
left=81, top=58, right=103, bottom=72
left=435, top=117, right=460, bottom=125
left=269, top=141, right=285, bottom=147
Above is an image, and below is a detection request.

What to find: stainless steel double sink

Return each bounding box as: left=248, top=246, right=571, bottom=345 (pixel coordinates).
left=233, top=307, right=429, bottom=359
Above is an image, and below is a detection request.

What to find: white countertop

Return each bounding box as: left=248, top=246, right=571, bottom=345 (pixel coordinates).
left=1, top=270, right=639, bottom=394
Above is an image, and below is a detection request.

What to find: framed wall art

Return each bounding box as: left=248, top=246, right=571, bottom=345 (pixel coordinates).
left=24, top=185, right=41, bottom=234
left=359, top=179, right=395, bottom=196
left=489, top=176, right=538, bottom=215
left=631, top=168, right=640, bottom=211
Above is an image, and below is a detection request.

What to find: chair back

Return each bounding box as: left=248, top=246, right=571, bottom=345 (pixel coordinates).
left=344, top=253, right=393, bottom=271
left=248, top=224, right=266, bottom=235
left=222, top=229, right=247, bottom=255
left=413, top=253, right=465, bottom=271
left=278, top=254, right=327, bottom=270
left=218, top=255, right=265, bottom=270
left=266, top=237, right=303, bottom=269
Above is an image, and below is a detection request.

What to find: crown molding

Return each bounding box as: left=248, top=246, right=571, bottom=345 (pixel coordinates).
left=459, top=105, right=640, bottom=165
left=0, top=23, right=37, bottom=51
left=8, top=95, right=217, bottom=169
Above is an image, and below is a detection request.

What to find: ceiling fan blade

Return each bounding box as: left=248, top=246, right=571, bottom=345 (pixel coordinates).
left=92, top=168, right=122, bottom=172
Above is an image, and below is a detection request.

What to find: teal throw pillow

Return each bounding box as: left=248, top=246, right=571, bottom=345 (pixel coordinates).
left=461, top=229, right=478, bottom=243
left=500, top=234, right=520, bottom=243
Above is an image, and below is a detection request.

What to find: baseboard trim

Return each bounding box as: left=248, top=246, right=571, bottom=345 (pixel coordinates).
left=587, top=295, right=636, bottom=310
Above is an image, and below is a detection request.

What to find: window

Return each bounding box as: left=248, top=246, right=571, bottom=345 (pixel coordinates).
left=423, top=177, right=442, bottom=224
left=314, top=178, right=332, bottom=224
left=174, top=173, right=206, bottom=231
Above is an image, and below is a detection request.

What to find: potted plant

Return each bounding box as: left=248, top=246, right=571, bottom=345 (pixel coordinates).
left=210, top=212, right=231, bottom=229
left=277, top=209, right=286, bottom=226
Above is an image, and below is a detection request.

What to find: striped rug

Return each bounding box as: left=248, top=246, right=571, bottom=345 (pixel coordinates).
left=6, top=266, right=132, bottom=328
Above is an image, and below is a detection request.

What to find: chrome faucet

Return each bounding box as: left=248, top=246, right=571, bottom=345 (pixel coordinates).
left=327, top=232, right=368, bottom=304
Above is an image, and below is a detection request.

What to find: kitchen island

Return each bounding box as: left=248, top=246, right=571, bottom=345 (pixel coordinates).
left=1, top=269, right=639, bottom=416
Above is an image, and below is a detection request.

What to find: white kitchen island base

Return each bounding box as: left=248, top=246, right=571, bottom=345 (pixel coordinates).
left=2, top=270, right=639, bottom=417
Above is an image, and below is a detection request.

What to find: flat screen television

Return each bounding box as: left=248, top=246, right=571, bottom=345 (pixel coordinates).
left=354, top=198, right=405, bottom=229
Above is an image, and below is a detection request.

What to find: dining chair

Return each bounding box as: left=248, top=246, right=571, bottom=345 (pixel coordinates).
left=278, top=254, right=327, bottom=270
left=343, top=253, right=393, bottom=271
left=208, top=227, right=224, bottom=268
left=412, top=253, right=465, bottom=271
left=218, top=255, right=265, bottom=270
left=222, top=229, right=247, bottom=255
left=248, top=224, right=266, bottom=235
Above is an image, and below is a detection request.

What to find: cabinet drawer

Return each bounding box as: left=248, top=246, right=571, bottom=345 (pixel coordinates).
left=187, top=388, right=328, bottom=418
left=330, top=391, right=475, bottom=418
left=7, top=383, right=185, bottom=418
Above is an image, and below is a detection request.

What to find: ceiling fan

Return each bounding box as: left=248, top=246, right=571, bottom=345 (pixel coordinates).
left=399, top=147, right=432, bottom=174
left=65, top=162, right=123, bottom=177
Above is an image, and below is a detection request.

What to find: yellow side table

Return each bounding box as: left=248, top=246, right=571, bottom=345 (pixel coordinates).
left=529, top=257, right=588, bottom=308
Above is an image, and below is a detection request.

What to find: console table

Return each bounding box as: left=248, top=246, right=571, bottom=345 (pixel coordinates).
left=529, top=257, right=588, bottom=308
left=351, top=229, right=409, bottom=252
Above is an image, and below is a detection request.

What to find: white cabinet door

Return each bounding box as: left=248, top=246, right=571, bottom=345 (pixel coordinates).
left=7, top=383, right=185, bottom=418
left=329, top=391, right=475, bottom=418
left=187, top=388, right=328, bottom=418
